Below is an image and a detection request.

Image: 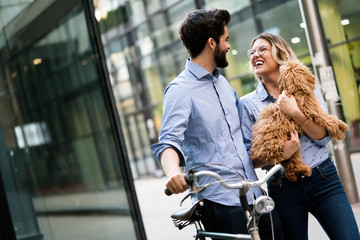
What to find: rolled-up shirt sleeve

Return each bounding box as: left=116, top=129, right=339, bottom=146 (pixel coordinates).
left=151, top=143, right=185, bottom=166
left=311, top=134, right=330, bottom=146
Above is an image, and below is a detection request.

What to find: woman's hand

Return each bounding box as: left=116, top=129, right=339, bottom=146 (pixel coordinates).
left=281, top=130, right=300, bottom=161
left=277, top=90, right=301, bottom=118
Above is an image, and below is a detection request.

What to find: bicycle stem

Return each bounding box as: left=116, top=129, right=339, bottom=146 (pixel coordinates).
left=240, top=182, right=261, bottom=240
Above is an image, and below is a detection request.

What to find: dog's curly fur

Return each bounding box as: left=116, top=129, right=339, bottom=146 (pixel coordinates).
left=250, top=61, right=348, bottom=182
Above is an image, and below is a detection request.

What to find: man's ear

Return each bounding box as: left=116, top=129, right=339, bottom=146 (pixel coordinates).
left=207, top=38, right=216, bottom=50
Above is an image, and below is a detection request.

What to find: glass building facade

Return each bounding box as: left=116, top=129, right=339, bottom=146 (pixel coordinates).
left=0, top=0, right=145, bottom=239
left=0, top=0, right=359, bottom=239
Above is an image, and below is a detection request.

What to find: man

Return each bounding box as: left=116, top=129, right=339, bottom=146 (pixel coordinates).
left=151, top=9, right=284, bottom=239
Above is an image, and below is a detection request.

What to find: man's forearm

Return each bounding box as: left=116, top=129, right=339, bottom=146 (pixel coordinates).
left=161, top=148, right=182, bottom=178
left=161, top=147, right=188, bottom=194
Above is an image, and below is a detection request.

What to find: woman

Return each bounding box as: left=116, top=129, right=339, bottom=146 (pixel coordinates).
left=239, top=33, right=359, bottom=240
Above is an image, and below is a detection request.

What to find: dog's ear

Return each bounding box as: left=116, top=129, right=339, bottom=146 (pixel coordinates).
left=279, top=61, right=315, bottom=94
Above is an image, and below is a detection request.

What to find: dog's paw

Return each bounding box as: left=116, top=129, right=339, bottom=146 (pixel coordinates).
left=285, top=173, right=298, bottom=182
left=296, top=165, right=312, bottom=177
left=330, top=120, right=348, bottom=140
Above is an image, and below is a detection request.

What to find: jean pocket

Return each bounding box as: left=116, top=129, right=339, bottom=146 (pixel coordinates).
left=316, top=160, right=337, bottom=179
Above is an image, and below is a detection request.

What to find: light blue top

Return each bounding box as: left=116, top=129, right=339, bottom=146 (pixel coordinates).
left=239, top=82, right=331, bottom=168
left=151, top=59, right=262, bottom=206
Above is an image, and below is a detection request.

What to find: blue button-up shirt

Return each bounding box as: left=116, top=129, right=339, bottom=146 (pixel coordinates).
left=151, top=59, right=262, bottom=206
left=239, top=82, right=331, bottom=168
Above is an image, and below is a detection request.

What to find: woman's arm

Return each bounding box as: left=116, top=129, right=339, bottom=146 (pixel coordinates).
left=278, top=91, right=327, bottom=140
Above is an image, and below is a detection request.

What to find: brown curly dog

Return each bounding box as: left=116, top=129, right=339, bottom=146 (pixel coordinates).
left=250, top=61, right=348, bottom=182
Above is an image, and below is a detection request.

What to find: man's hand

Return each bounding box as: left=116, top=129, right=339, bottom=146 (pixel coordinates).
left=165, top=172, right=188, bottom=194
left=281, top=130, right=300, bottom=161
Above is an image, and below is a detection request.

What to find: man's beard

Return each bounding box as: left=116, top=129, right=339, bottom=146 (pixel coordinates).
left=214, top=46, right=228, bottom=68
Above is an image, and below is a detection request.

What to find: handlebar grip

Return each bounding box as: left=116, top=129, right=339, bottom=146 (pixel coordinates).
left=164, top=188, right=173, bottom=196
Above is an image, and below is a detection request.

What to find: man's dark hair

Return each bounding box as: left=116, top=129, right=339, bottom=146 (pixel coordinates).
left=179, top=9, right=230, bottom=58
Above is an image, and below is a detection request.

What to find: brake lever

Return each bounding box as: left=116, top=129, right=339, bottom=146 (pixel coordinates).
left=179, top=169, right=208, bottom=206
left=179, top=185, right=206, bottom=206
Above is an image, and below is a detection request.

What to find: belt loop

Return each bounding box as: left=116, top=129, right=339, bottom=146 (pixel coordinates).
left=315, top=157, right=332, bottom=172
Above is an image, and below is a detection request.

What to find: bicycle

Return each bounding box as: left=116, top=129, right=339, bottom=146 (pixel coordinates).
left=165, top=164, right=285, bottom=240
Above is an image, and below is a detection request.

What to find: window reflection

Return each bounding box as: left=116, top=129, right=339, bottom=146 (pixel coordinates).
left=0, top=1, right=139, bottom=239
left=14, top=122, right=52, bottom=148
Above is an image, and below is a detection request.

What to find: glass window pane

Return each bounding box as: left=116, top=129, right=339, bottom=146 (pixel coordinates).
left=258, top=1, right=309, bottom=60
left=151, top=14, right=170, bottom=48
left=204, top=0, right=250, bottom=13
left=145, top=0, right=161, bottom=14
left=318, top=0, right=360, bottom=151
left=226, top=18, right=258, bottom=81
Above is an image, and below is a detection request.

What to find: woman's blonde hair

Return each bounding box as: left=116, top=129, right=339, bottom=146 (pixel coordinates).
left=248, top=33, right=298, bottom=81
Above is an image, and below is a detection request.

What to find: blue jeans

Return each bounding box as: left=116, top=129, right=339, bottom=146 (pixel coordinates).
left=268, top=157, right=360, bottom=240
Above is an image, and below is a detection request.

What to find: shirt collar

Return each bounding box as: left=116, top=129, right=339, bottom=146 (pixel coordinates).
left=257, top=82, right=276, bottom=102
left=185, top=58, right=220, bottom=80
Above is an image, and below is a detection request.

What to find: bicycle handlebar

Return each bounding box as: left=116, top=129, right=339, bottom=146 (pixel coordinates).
left=165, top=164, right=284, bottom=196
